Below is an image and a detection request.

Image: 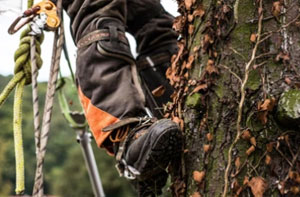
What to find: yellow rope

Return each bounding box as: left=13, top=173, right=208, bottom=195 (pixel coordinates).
left=0, top=0, right=46, bottom=194
left=0, top=25, right=43, bottom=194
left=13, top=78, right=26, bottom=194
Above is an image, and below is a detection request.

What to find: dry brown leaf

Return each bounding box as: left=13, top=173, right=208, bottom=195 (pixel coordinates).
left=243, top=176, right=249, bottom=185
left=250, top=33, right=257, bottom=43
left=188, top=14, right=194, bottom=22
left=246, top=145, right=255, bottom=156
left=186, top=55, right=195, bottom=70
left=173, top=116, right=184, bottom=131
left=203, top=144, right=211, bottom=153
left=290, top=186, right=300, bottom=195
left=248, top=177, right=268, bottom=197
left=192, top=192, right=202, bottom=197
left=275, top=51, right=290, bottom=63
left=184, top=149, right=189, bottom=153
left=272, top=1, right=282, bottom=18
left=250, top=137, right=256, bottom=146
left=206, top=133, right=213, bottom=141
left=258, top=98, right=276, bottom=124
left=152, top=85, right=165, bottom=97
left=193, top=171, right=205, bottom=183
left=193, top=46, right=200, bottom=53
left=266, top=143, right=273, bottom=152
left=172, top=16, right=184, bottom=33
left=241, top=130, right=251, bottom=140
left=203, top=34, right=214, bottom=44
left=189, top=24, right=195, bottom=35
left=192, top=84, right=208, bottom=93
left=288, top=171, right=297, bottom=180
left=206, top=59, right=218, bottom=74
left=193, top=5, right=205, bottom=18
left=185, top=0, right=194, bottom=10
left=258, top=98, right=276, bottom=111
left=284, top=77, right=291, bottom=85
left=235, top=157, right=241, bottom=169
left=265, top=154, right=271, bottom=165
left=184, top=72, right=189, bottom=79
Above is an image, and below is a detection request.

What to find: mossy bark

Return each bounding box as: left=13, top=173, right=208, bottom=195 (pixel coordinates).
left=170, top=0, right=300, bottom=196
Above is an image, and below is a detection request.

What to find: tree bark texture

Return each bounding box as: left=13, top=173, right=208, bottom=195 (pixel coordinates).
left=167, top=0, right=300, bottom=196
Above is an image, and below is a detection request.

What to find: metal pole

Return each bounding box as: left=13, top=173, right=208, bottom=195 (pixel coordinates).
left=77, top=130, right=105, bottom=197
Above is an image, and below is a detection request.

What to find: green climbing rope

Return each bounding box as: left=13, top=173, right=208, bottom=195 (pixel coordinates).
left=0, top=24, right=43, bottom=194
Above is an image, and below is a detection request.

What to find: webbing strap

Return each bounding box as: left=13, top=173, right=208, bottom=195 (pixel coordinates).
left=77, top=29, right=128, bottom=49
left=137, top=53, right=171, bottom=71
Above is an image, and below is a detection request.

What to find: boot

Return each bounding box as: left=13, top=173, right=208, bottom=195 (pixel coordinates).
left=103, top=118, right=183, bottom=196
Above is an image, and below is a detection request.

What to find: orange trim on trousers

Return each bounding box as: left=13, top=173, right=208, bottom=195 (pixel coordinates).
left=78, top=87, right=119, bottom=152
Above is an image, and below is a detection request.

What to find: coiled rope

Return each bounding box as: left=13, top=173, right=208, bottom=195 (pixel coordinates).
left=0, top=20, right=44, bottom=197
left=0, top=0, right=45, bottom=194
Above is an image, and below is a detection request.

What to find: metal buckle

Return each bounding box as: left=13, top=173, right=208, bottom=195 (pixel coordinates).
left=115, top=159, right=140, bottom=180
left=146, top=56, right=157, bottom=71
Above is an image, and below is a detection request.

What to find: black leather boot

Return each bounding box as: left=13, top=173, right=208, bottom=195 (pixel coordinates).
left=103, top=118, right=182, bottom=196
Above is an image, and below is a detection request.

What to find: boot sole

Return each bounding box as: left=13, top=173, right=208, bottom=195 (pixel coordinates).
left=136, top=119, right=182, bottom=180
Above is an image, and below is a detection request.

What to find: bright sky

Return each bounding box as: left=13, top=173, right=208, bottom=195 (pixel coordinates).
left=0, top=0, right=178, bottom=81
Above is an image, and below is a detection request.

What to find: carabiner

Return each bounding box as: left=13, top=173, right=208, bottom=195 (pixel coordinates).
left=8, top=6, right=41, bottom=34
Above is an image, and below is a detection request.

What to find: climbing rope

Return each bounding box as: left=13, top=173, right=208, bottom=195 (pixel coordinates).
left=0, top=4, right=44, bottom=195
left=32, top=0, right=64, bottom=195
left=0, top=26, right=43, bottom=195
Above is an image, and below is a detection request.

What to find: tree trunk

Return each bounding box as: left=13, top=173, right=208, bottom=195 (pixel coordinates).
left=168, top=0, right=300, bottom=196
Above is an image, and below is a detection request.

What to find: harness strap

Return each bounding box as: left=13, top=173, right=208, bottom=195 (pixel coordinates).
left=77, top=29, right=128, bottom=49
left=137, top=52, right=171, bottom=71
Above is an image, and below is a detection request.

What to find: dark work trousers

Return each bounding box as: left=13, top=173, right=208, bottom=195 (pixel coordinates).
left=60, top=0, right=178, bottom=153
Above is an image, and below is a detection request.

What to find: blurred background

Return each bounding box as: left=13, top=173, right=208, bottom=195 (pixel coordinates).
left=0, top=0, right=178, bottom=196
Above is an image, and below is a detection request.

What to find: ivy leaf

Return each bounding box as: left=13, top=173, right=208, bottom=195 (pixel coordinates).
left=152, top=85, right=165, bottom=97
left=248, top=177, right=268, bottom=197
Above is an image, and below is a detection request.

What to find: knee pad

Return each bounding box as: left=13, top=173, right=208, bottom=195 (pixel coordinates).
left=96, top=18, right=134, bottom=63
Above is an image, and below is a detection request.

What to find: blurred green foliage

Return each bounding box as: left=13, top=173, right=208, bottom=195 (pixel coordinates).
left=0, top=75, right=136, bottom=197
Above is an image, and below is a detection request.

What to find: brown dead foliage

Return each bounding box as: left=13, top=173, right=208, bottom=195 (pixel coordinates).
left=173, top=116, right=184, bottom=131
left=241, top=130, right=251, bottom=140
left=257, top=98, right=276, bottom=124
left=250, top=33, right=257, bottom=43
left=189, top=24, right=195, bottom=34
left=235, top=157, right=241, bottom=169
left=275, top=51, right=290, bottom=63
left=152, top=85, right=165, bottom=97
left=206, top=59, right=218, bottom=75
left=185, top=0, right=195, bottom=11
left=265, top=154, right=271, bottom=165
left=193, top=171, right=205, bottom=183
left=192, top=84, right=208, bottom=93
left=203, top=144, right=211, bottom=153
left=271, top=1, right=282, bottom=18
left=186, top=55, right=195, bottom=70
left=192, top=192, right=202, bottom=197
left=248, top=177, right=268, bottom=197
left=250, top=137, right=256, bottom=147
left=193, top=5, right=205, bottom=18
left=206, top=133, right=213, bottom=141
left=246, top=145, right=255, bottom=156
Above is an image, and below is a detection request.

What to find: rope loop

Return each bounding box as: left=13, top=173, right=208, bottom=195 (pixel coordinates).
left=13, top=26, right=44, bottom=85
